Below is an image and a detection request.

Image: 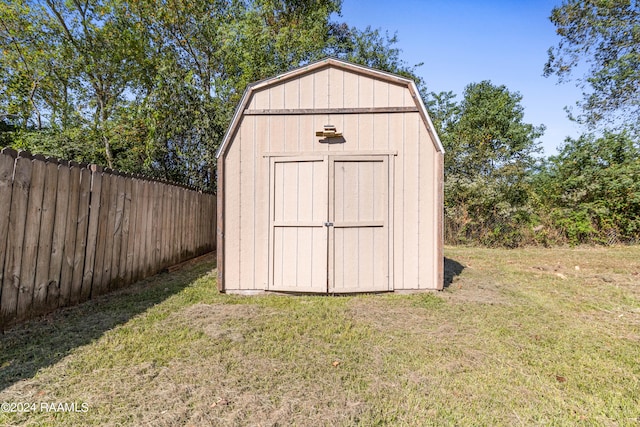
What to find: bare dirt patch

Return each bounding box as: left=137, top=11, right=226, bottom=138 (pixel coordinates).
left=348, top=296, right=434, bottom=333
left=167, top=302, right=262, bottom=341
left=442, top=277, right=512, bottom=305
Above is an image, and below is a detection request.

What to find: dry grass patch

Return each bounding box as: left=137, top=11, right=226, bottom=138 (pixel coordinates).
left=1, top=247, right=639, bottom=426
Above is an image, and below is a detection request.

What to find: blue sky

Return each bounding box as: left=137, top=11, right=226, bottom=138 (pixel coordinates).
left=339, top=0, right=584, bottom=156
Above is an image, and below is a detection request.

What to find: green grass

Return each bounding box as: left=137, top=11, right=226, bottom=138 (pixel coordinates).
left=1, top=248, right=639, bottom=426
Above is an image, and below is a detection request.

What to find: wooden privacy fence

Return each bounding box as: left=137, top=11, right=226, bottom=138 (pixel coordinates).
left=0, top=148, right=216, bottom=328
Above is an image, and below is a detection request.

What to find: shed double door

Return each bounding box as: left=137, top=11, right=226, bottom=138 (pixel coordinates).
left=269, top=155, right=390, bottom=293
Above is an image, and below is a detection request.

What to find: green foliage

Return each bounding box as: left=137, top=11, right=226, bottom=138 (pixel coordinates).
left=538, top=132, right=640, bottom=245
left=1, top=0, right=421, bottom=191
left=545, top=0, right=640, bottom=133
left=446, top=81, right=544, bottom=178
left=444, top=175, right=537, bottom=248
left=8, top=127, right=102, bottom=163
left=0, top=0, right=151, bottom=167
left=0, top=118, right=17, bottom=145
left=436, top=81, right=544, bottom=247
left=327, top=24, right=425, bottom=89
left=552, top=208, right=597, bottom=245
left=4, top=0, right=638, bottom=247
left=425, top=90, right=458, bottom=137
left=536, top=1, right=640, bottom=246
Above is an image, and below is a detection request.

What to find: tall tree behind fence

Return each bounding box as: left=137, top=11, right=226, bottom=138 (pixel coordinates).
left=0, top=148, right=216, bottom=328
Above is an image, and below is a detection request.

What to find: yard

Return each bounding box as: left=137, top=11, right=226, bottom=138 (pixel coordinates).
left=1, top=247, right=639, bottom=426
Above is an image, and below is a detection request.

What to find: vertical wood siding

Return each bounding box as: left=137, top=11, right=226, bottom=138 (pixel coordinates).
left=270, top=158, right=327, bottom=292
left=222, top=64, right=443, bottom=292
left=331, top=157, right=389, bottom=292
left=0, top=148, right=216, bottom=328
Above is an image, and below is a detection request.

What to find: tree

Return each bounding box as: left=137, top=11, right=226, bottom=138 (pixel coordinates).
left=425, top=90, right=459, bottom=137
left=1, top=0, right=424, bottom=190
left=1, top=0, right=151, bottom=167
left=125, top=0, right=423, bottom=190
left=0, top=0, right=55, bottom=130
left=446, top=81, right=544, bottom=179
left=440, top=81, right=545, bottom=246
left=544, top=0, right=640, bottom=132
left=43, top=0, right=151, bottom=168
left=326, top=24, right=425, bottom=89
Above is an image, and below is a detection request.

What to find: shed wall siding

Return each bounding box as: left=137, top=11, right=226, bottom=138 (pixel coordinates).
left=249, top=67, right=408, bottom=111
left=222, top=65, right=441, bottom=291
left=224, top=125, right=241, bottom=288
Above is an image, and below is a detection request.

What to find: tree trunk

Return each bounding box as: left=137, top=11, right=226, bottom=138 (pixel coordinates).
left=30, top=81, right=42, bottom=130
left=96, top=98, right=114, bottom=169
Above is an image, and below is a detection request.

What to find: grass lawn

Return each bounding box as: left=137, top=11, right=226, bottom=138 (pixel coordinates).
left=1, top=247, right=639, bottom=426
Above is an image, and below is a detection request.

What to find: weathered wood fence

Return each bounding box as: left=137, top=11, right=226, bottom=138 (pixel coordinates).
left=0, top=148, right=216, bottom=328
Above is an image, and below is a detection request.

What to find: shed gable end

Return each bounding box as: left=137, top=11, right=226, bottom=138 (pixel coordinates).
left=217, top=58, right=444, bottom=159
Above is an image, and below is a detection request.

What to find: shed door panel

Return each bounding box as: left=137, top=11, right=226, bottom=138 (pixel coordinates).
left=270, top=158, right=327, bottom=292
left=330, top=157, right=389, bottom=292
left=269, top=155, right=390, bottom=293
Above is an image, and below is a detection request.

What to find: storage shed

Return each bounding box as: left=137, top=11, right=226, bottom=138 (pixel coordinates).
left=216, top=58, right=444, bottom=294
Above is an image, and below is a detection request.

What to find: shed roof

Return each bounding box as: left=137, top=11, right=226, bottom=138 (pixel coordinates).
left=215, top=57, right=444, bottom=158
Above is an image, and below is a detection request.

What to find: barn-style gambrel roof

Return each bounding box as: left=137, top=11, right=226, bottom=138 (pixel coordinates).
left=216, top=57, right=445, bottom=159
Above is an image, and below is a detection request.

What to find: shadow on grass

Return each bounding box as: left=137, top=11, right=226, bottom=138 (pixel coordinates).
left=444, top=257, right=464, bottom=288
left=0, top=254, right=216, bottom=392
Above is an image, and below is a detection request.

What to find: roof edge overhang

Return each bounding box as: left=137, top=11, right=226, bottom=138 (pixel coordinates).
left=215, top=57, right=445, bottom=159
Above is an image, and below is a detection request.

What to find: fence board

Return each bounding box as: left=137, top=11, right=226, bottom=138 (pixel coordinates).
left=108, top=176, right=124, bottom=290
left=160, top=184, right=169, bottom=268
left=132, top=178, right=145, bottom=283
left=1, top=156, right=31, bottom=324
left=184, top=190, right=192, bottom=258
left=102, top=173, right=118, bottom=289
left=92, top=171, right=110, bottom=297
left=203, top=194, right=209, bottom=252
left=202, top=195, right=208, bottom=252
left=59, top=165, right=80, bottom=306
left=73, top=167, right=91, bottom=302
left=82, top=167, right=102, bottom=299
left=136, top=180, right=146, bottom=279
left=143, top=180, right=153, bottom=276
left=189, top=190, right=196, bottom=256
left=16, top=157, right=46, bottom=321
left=191, top=191, right=196, bottom=252
left=118, top=176, right=132, bottom=286
left=168, top=186, right=177, bottom=266
left=178, top=189, right=185, bottom=261
left=126, top=178, right=140, bottom=284
left=136, top=179, right=147, bottom=280
left=162, top=183, right=169, bottom=269
left=152, top=182, right=161, bottom=274
left=0, top=150, right=16, bottom=301
left=32, top=161, right=59, bottom=314
left=47, top=162, right=70, bottom=310
left=207, top=194, right=213, bottom=250
left=100, top=174, right=118, bottom=293
left=197, top=192, right=203, bottom=252
left=209, top=194, right=215, bottom=251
